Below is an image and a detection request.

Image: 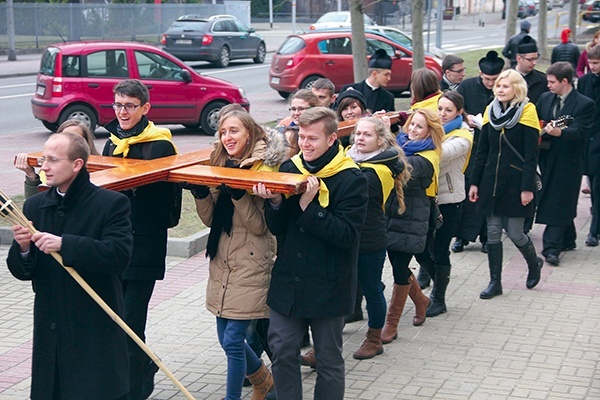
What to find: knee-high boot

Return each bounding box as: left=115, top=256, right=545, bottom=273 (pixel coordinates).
left=426, top=264, right=451, bottom=317
left=417, top=267, right=431, bottom=289
left=480, top=242, right=503, bottom=299
left=381, top=283, right=410, bottom=344
left=517, top=238, right=543, bottom=289
left=408, top=274, right=429, bottom=326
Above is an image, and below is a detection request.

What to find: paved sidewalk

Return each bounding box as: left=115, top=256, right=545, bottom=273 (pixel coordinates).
left=1, top=191, right=599, bottom=399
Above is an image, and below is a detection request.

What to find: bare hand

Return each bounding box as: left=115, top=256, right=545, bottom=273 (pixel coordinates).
left=31, top=231, right=62, bottom=254
left=299, top=176, right=320, bottom=211
left=544, top=123, right=561, bottom=137
left=253, top=183, right=282, bottom=205
left=14, top=153, right=36, bottom=178
left=12, top=225, right=32, bottom=253
left=521, top=191, right=534, bottom=206
left=468, top=185, right=479, bottom=203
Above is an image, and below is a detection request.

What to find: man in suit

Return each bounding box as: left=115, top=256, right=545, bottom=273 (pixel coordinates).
left=576, top=45, right=600, bottom=246
left=515, top=35, right=548, bottom=104
left=535, top=62, right=595, bottom=266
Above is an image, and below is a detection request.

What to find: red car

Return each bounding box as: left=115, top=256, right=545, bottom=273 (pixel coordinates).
left=269, top=31, right=443, bottom=99
left=32, top=41, right=249, bottom=134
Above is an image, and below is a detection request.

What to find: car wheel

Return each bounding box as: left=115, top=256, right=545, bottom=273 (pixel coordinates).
left=277, top=91, right=291, bottom=100
left=253, top=43, right=266, bottom=64
left=215, top=47, right=230, bottom=68
left=200, top=101, right=227, bottom=135
left=300, top=75, right=322, bottom=91
left=42, top=120, right=59, bottom=132
left=58, top=104, right=97, bottom=132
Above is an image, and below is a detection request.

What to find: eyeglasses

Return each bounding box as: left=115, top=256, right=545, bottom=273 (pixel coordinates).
left=37, top=156, right=71, bottom=166
left=449, top=67, right=467, bottom=73
left=521, top=55, right=539, bottom=62
left=112, top=103, right=142, bottom=112
left=289, top=106, right=312, bottom=113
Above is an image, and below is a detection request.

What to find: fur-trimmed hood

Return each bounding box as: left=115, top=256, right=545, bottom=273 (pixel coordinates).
left=237, top=127, right=289, bottom=169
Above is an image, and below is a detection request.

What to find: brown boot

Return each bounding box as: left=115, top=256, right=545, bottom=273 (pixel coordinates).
left=299, top=347, right=316, bottom=368
left=246, top=361, right=274, bottom=400
left=353, top=328, right=384, bottom=360
left=381, top=283, right=410, bottom=344
left=408, top=274, right=430, bottom=326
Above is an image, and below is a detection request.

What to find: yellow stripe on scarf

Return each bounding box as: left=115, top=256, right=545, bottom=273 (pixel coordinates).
left=417, top=149, right=441, bottom=198
left=482, top=102, right=542, bottom=134
left=290, top=145, right=359, bottom=207
left=109, top=121, right=178, bottom=157
left=359, top=162, right=395, bottom=210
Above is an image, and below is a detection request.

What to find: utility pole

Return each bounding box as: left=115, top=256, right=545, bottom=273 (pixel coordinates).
left=7, top=0, right=17, bottom=61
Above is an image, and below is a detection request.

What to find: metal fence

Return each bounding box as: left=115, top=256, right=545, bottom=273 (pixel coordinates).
left=0, top=2, right=250, bottom=50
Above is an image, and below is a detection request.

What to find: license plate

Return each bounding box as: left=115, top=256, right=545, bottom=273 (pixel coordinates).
left=270, top=77, right=280, bottom=84
left=176, top=39, right=192, bottom=45
left=36, top=85, right=45, bottom=96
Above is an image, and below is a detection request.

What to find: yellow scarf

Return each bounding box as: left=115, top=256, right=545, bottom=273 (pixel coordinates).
left=109, top=121, right=178, bottom=157
left=411, top=92, right=442, bottom=112
left=443, top=127, right=474, bottom=173
left=290, top=145, right=359, bottom=207
left=359, top=162, right=395, bottom=210
left=417, top=149, right=441, bottom=197
left=482, top=102, right=542, bottom=134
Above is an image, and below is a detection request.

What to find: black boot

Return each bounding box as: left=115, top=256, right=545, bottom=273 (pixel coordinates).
left=517, top=238, right=543, bottom=289
left=417, top=267, right=431, bottom=289
left=480, top=242, right=503, bottom=299
left=426, top=264, right=450, bottom=317
left=451, top=238, right=467, bottom=253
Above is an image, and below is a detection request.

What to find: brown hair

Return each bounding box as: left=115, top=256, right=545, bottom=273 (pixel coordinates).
left=403, top=108, right=444, bottom=151
left=411, top=68, right=441, bottom=103
left=57, top=119, right=99, bottom=155
left=56, top=131, right=90, bottom=165
left=288, top=89, right=319, bottom=107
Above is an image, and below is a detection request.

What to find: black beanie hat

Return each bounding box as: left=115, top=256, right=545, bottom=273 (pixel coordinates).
left=478, top=51, right=504, bottom=75
left=336, top=88, right=368, bottom=111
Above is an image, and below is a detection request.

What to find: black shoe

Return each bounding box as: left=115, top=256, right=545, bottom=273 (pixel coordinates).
left=481, top=242, right=488, bottom=254
left=545, top=253, right=560, bottom=266
left=562, top=243, right=576, bottom=251
left=585, top=233, right=599, bottom=247
left=451, top=238, right=467, bottom=253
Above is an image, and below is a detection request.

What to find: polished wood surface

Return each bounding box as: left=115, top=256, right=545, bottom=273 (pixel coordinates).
left=337, top=111, right=404, bottom=137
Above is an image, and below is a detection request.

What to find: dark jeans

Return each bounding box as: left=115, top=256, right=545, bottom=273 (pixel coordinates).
left=357, top=249, right=387, bottom=329
left=434, top=203, right=462, bottom=266
left=590, top=174, right=600, bottom=235
left=122, top=279, right=155, bottom=400
left=216, top=317, right=262, bottom=400
left=388, top=230, right=436, bottom=285
left=268, top=309, right=345, bottom=400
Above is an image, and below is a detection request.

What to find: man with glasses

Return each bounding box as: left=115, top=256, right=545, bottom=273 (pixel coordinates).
left=440, top=55, right=466, bottom=91
left=515, top=36, right=548, bottom=104
left=102, top=79, right=182, bottom=400
left=8, top=132, right=133, bottom=400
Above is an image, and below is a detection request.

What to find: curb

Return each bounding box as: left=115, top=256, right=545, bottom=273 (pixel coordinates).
left=0, top=226, right=210, bottom=258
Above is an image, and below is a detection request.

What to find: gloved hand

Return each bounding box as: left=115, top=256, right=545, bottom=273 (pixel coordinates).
left=181, top=182, right=210, bottom=199
left=218, top=183, right=246, bottom=200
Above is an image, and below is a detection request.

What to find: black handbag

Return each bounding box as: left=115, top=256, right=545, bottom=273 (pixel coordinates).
left=501, top=134, right=542, bottom=192
left=430, top=198, right=444, bottom=230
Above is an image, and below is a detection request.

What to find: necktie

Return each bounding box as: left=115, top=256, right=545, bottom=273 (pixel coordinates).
left=553, top=95, right=562, bottom=119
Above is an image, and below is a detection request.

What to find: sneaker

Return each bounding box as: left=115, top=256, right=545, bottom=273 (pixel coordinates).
left=585, top=233, right=599, bottom=247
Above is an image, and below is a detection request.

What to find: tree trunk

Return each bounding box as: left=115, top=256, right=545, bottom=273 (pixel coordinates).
left=349, top=0, right=368, bottom=83
left=538, top=0, right=548, bottom=60
left=505, top=0, right=519, bottom=43
left=412, top=0, right=425, bottom=70
left=568, top=0, right=578, bottom=43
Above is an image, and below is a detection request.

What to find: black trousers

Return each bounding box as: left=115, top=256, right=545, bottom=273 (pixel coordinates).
left=542, top=221, right=576, bottom=257
left=589, top=174, right=600, bottom=235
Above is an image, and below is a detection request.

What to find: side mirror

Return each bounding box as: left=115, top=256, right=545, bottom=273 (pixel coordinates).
left=248, top=27, right=256, bottom=33
left=181, top=69, right=192, bottom=83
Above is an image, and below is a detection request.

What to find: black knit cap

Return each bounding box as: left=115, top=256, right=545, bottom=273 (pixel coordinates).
left=336, top=87, right=367, bottom=110
left=517, top=35, right=538, bottom=54
left=369, top=49, right=393, bottom=69
left=478, top=50, right=504, bottom=75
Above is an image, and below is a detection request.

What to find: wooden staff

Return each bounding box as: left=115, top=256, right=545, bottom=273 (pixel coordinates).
left=337, top=110, right=406, bottom=137
left=0, top=190, right=195, bottom=400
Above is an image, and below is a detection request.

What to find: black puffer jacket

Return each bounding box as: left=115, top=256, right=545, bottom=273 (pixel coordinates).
left=386, top=154, right=434, bottom=255
left=551, top=42, right=581, bottom=70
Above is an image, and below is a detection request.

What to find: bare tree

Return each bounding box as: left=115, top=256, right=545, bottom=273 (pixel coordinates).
left=412, top=0, right=425, bottom=70
left=568, top=0, right=578, bottom=43
left=505, top=0, right=519, bottom=43
left=538, top=0, right=548, bottom=60
left=349, top=0, right=368, bottom=83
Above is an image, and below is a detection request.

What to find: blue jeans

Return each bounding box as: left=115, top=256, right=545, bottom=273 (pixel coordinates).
left=216, top=317, right=263, bottom=400
left=357, top=249, right=387, bottom=329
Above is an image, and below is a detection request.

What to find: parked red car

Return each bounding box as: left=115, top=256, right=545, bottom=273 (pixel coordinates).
left=268, top=31, right=443, bottom=99
left=32, top=41, right=249, bottom=134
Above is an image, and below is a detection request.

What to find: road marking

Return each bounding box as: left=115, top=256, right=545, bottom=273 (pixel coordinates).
left=202, top=60, right=272, bottom=76
left=0, top=83, right=35, bottom=89
left=0, top=93, right=33, bottom=100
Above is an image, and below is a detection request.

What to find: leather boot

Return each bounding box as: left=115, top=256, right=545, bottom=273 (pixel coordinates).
left=408, top=274, right=429, bottom=326
left=299, top=347, right=316, bottom=368
left=517, top=238, right=543, bottom=289
left=480, top=242, right=503, bottom=299
left=352, top=328, right=384, bottom=360
left=426, top=264, right=451, bottom=317
left=417, top=267, right=431, bottom=289
left=381, top=283, right=410, bottom=344
left=246, top=361, right=275, bottom=400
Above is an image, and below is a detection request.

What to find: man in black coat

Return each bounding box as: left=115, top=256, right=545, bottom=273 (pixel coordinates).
left=551, top=28, right=581, bottom=71
left=256, top=107, right=368, bottom=400
left=515, top=35, right=549, bottom=104
left=503, top=20, right=531, bottom=68
left=102, top=79, right=181, bottom=400
left=7, top=132, right=133, bottom=400
left=440, top=54, right=466, bottom=91
left=452, top=51, right=504, bottom=253
left=535, top=62, right=595, bottom=265
left=576, top=46, right=600, bottom=246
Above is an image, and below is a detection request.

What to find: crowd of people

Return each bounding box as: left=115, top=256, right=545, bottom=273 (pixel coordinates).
left=7, top=24, right=600, bottom=399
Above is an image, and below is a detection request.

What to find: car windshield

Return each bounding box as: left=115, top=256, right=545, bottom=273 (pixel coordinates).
left=318, top=13, right=348, bottom=23
left=278, top=37, right=306, bottom=55
left=169, top=20, right=209, bottom=31
left=382, top=30, right=411, bottom=47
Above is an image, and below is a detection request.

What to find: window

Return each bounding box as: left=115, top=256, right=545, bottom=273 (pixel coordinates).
left=136, top=51, right=185, bottom=81
left=62, top=55, right=80, bottom=77
left=86, top=50, right=128, bottom=77
left=366, top=39, right=396, bottom=58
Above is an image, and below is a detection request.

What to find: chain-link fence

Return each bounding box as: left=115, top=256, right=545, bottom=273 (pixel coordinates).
left=0, top=2, right=250, bottom=50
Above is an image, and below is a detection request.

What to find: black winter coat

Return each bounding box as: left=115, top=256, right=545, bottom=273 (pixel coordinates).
left=265, top=152, right=368, bottom=319
left=535, top=89, right=595, bottom=226
left=502, top=30, right=529, bottom=67
left=386, top=154, right=434, bottom=254
left=577, top=72, right=600, bottom=174
left=551, top=42, right=581, bottom=71
left=341, top=80, right=395, bottom=113
left=470, top=105, right=540, bottom=218
left=522, top=69, right=549, bottom=105
left=6, top=169, right=132, bottom=400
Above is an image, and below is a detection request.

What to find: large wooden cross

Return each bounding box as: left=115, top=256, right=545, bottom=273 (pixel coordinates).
left=25, top=112, right=402, bottom=194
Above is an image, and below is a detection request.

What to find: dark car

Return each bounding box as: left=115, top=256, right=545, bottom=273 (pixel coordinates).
left=31, top=41, right=249, bottom=134
left=502, top=0, right=528, bottom=18
left=581, top=0, right=600, bottom=22
left=268, top=31, right=443, bottom=99
left=161, top=14, right=266, bottom=67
